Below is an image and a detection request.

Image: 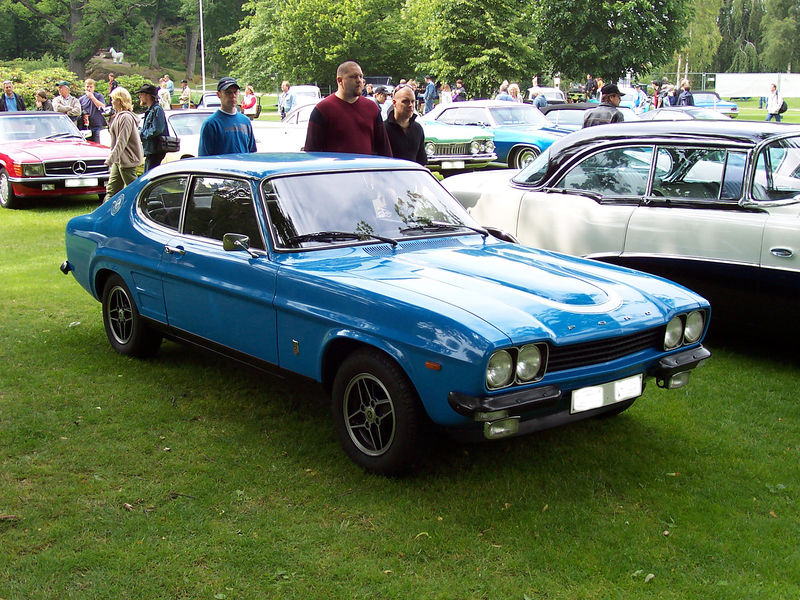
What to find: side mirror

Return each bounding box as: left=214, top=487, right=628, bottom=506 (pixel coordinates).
left=223, top=233, right=259, bottom=258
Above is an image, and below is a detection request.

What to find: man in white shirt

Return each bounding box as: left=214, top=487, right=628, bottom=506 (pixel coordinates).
left=766, top=84, right=783, bottom=122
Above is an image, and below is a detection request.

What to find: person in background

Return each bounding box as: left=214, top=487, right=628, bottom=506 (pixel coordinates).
left=107, top=73, right=118, bottom=99
left=508, top=83, right=523, bottom=103
left=52, top=81, right=81, bottom=124
left=583, top=83, right=625, bottom=127
left=452, top=79, right=467, bottom=102
left=157, top=80, right=171, bottom=110
left=278, top=80, right=295, bottom=120
left=365, top=83, right=374, bottom=97
left=164, top=74, right=174, bottom=96
left=533, top=89, right=547, bottom=110
left=495, top=80, right=512, bottom=101
left=594, top=78, right=604, bottom=100
left=677, top=79, right=694, bottom=106
left=241, top=84, right=258, bottom=120
left=304, top=61, right=391, bottom=156
left=178, top=79, right=191, bottom=109
left=198, top=77, right=257, bottom=156
left=766, top=83, right=783, bottom=122
left=104, top=87, right=143, bottom=198
left=135, top=83, right=167, bottom=172
left=79, top=78, right=108, bottom=143
left=0, top=80, right=26, bottom=111
left=385, top=84, right=426, bottom=166
left=632, top=83, right=648, bottom=114
left=423, top=75, right=437, bottom=113
left=439, top=83, right=452, bottom=105
left=34, top=89, right=53, bottom=111
left=372, top=85, right=392, bottom=120
left=584, top=74, right=598, bottom=101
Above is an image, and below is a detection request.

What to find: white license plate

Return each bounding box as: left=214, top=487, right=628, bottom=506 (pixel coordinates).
left=441, top=160, right=465, bottom=169
left=571, top=374, right=643, bottom=414
left=65, top=178, right=99, bottom=188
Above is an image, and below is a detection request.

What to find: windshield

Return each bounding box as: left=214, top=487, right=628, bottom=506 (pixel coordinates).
left=512, top=147, right=552, bottom=185
left=263, top=169, right=481, bottom=249
left=488, top=105, right=551, bottom=127
left=0, top=114, right=81, bottom=142
left=168, top=113, right=212, bottom=135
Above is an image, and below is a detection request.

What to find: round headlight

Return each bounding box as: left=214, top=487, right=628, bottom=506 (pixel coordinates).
left=470, top=140, right=481, bottom=155
left=424, top=141, right=435, bottom=157
left=486, top=140, right=495, bottom=152
left=664, top=316, right=683, bottom=350
left=516, top=344, right=542, bottom=382
left=684, top=311, right=704, bottom=343
left=486, top=350, right=514, bottom=389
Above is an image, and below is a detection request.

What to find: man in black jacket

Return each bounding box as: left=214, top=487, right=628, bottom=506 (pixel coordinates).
left=0, top=81, right=26, bottom=111
left=583, top=83, right=625, bottom=128
left=384, top=85, right=426, bottom=166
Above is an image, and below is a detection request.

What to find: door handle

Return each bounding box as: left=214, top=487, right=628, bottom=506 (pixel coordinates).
left=165, top=245, right=186, bottom=256
left=770, top=247, right=793, bottom=258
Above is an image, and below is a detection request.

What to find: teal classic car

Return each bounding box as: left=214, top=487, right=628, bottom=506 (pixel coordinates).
left=62, top=153, right=711, bottom=474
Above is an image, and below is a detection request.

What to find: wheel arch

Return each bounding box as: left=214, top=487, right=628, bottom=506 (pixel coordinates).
left=320, top=335, right=408, bottom=395
left=508, top=143, right=541, bottom=167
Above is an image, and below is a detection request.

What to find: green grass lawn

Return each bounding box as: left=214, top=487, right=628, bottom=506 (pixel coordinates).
left=1, top=200, right=799, bottom=598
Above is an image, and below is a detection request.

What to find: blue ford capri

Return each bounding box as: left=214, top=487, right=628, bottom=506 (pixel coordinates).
left=62, top=153, right=711, bottom=474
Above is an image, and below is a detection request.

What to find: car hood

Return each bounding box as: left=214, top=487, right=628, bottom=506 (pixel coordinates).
left=300, top=240, right=704, bottom=344
left=6, top=139, right=110, bottom=161
left=419, top=121, right=493, bottom=143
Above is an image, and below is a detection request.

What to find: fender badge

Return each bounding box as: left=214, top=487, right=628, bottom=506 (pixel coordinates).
left=110, top=195, right=123, bottom=215
left=292, top=339, right=300, bottom=356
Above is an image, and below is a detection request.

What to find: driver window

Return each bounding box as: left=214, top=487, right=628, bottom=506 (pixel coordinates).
left=556, top=146, right=652, bottom=197
left=183, top=177, right=263, bottom=249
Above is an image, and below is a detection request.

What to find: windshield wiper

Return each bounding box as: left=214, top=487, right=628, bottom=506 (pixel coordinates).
left=287, top=230, right=397, bottom=246
left=399, top=220, right=488, bottom=238
left=40, top=132, right=80, bottom=140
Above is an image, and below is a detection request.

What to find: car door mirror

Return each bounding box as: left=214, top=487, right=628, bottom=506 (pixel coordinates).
left=223, top=233, right=258, bottom=257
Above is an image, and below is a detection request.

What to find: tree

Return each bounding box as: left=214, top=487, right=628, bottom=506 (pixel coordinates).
left=714, top=0, right=765, bottom=72
left=535, top=0, right=693, bottom=82
left=761, top=0, right=799, bottom=71
left=684, top=0, right=724, bottom=71
left=414, top=0, right=543, bottom=98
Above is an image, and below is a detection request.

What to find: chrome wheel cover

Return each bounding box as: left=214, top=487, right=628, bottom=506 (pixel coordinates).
left=342, top=373, right=396, bottom=456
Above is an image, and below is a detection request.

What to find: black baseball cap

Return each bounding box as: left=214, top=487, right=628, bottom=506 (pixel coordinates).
left=217, top=77, right=239, bottom=92
left=601, top=83, right=625, bottom=96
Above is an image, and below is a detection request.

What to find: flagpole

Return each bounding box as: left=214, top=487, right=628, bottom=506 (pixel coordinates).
left=199, top=0, right=206, bottom=92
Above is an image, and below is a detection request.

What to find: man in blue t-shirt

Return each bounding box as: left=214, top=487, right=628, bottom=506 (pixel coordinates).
left=0, top=81, right=26, bottom=111
left=198, top=77, right=257, bottom=156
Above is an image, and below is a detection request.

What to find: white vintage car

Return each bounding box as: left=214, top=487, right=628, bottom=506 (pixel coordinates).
left=442, top=120, right=800, bottom=319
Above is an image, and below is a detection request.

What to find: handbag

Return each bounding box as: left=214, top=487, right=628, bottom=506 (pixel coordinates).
left=157, top=135, right=180, bottom=153
left=779, top=100, right=788, bottom=114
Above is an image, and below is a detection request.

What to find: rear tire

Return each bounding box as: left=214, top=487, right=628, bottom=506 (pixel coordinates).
left=332, top=349, right=427, bottom=475
left=0, top=167, right=19, bottom=209
left=102, top=274, right=162, bottom=357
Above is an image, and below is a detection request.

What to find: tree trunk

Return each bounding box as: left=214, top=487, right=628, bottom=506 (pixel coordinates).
left=185, top=23, right=200, bottom=80
left=68, top=1, right=85, bottom=77
left=149, top=10, right=163, bottom=69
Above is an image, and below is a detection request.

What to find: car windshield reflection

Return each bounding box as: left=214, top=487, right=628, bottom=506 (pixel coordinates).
left=488, top=105, right=550, bottom=127
left=0, top=114, right=81, bottom=143
left=263, top=169, right=481, bottom=249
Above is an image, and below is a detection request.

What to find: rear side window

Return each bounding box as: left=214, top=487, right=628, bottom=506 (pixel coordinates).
left=752, top=136, right=800, bottom=201
left=555, top=146, right=653, bottom=196
left=139, top=177, right=188, bottom=230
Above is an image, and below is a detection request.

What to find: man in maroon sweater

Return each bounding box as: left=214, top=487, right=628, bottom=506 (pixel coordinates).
left=304, top=61, right=392, bottom=157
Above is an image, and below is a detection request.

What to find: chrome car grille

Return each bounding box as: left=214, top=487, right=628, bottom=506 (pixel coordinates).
left=44, top=159, right=108, bottom=176
left=434, top=142, right=470, bottom=156
left=547, top=327, right=663, bottom=372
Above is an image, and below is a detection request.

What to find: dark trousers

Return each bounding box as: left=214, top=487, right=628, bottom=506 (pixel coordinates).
left=144, top=152, right=166, bottom=173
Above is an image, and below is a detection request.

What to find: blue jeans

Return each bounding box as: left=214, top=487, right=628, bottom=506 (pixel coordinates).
left=766, top=112, right=782, bottom=122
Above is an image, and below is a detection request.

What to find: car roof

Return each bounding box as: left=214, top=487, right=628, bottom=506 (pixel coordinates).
left=540, top=102, right=598, bottom=113
left=142, top=153, right=422, bottom=180
left=520, top=120, right=800, bottom=185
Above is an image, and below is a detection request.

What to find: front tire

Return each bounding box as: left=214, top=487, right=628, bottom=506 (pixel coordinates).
left=512, top=146, right=540, bottom=170
left=332, top=349, right=427, bottom=475
left=102, top=274, right=162, bottom=357
left=0, top=167, right=19, bottom=209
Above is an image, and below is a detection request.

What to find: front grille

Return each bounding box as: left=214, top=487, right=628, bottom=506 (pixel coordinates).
left=44, top=159, right=108, bottom=176
left=547, top=327, right=663, bottom=372
left=433, top=142, right=470, bottom=156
